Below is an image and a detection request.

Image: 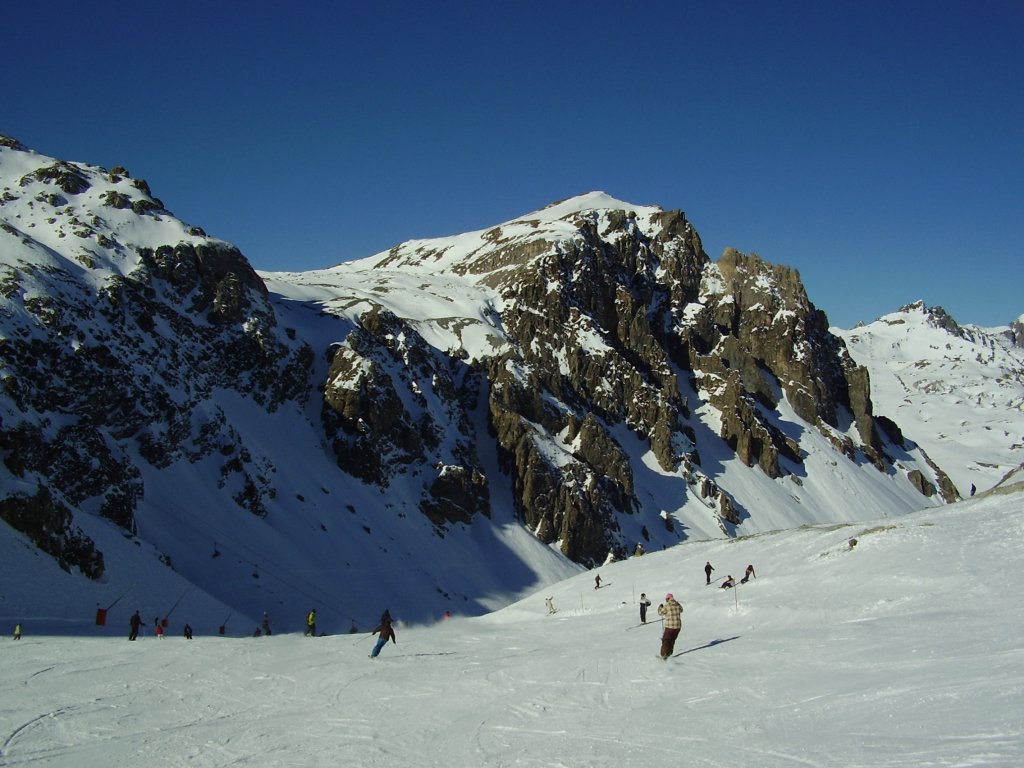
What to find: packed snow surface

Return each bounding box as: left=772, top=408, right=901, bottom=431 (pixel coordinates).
left=3, top=491, right=1022, bottom=767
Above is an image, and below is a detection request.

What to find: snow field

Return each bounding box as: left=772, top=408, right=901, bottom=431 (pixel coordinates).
left=3, top=491, right=1022, bottom=767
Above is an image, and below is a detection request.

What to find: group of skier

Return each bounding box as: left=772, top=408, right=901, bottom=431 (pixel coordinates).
left=117, top=606, right=399, bottom=657
left=636, top=560, right=758, bottom=660
left=704, top=561, right=756, bottom=588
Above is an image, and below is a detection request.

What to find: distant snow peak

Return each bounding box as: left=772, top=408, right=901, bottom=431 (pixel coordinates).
left=836, top=300, right=1024, bottom=498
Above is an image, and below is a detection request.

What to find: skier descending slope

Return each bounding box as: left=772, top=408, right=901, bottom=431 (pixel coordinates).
left=657, top=593, right=683, bottom=659
left=370, top=610, right=397, bottom=658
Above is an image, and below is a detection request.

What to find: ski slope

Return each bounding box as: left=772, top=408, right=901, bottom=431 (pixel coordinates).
left=2, top=489, right=1022, bottom=767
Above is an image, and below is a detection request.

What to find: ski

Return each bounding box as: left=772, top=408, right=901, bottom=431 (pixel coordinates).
left=626, top=618, right=663, bottom=630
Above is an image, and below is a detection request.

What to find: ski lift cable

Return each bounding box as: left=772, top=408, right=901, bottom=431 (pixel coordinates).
left=163, top=585, right=191, bottom=620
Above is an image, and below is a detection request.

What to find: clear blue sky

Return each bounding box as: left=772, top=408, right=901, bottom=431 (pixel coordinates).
left=3, top=1, right=1021, bottom=328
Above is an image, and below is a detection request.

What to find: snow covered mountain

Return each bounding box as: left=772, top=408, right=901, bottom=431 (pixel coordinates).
left=835, top=301, right=1024, bottom=497
left=1, top=137, right=1013, bottom=636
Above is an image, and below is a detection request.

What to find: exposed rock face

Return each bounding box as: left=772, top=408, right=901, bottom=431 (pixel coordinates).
left=321, top=304, right=489, bottom=526
left=679, top=250, right=882, bottom=474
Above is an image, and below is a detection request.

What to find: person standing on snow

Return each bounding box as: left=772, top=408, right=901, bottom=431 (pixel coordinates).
left=657, top=593, right=683, bottom=659
left=545, top=597, right=556, bottom=614
left=370, top=610, right=396, bottom=658
left=305, top=609, right=317, bottom=637
left=129, top=611, right=144, bottom=641
left=13, top=623, right=22, bottom=640
left=594, top=574, right=602, bottom=589
left=705, top=561, right=715, bottom=585
left=639, top=593, right=652, bottom=624
left=741, top=564, right=756, bottom=584
left=261, top=611, right=272, bottom=636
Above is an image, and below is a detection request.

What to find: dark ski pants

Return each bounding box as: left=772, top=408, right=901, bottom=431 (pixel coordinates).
left=660, top=627, right=680, bottom=658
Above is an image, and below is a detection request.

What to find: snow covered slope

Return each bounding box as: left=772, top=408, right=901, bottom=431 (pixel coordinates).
left=835, top=301, right=1024, bottom=496
left=2, top=489, right=1022, bottom=767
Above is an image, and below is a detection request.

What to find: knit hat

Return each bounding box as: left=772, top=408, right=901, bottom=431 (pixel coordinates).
left=665, top=593, right=674, bottom=600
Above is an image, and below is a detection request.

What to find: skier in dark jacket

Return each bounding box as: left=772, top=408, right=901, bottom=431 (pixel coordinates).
left=705, top=561, right=715, bottom=585
left=639, top=593, right=652, bottom=624
left=370, top=611, right=396, bottom=658
left=129, top=611, right=144, bottom=641
left=740, top=564, right=756, bottom=584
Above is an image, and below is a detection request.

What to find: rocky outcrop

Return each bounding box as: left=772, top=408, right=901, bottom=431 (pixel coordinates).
left=0, top=486, right=104, bottom=578
left=1009, top=317, right=1024, bottom=348
left=677, top=250, right=883, bottom=474
left=321, top=304, right=490, bottom=528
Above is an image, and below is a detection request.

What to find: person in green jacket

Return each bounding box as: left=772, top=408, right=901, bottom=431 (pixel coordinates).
left=304, top=609, right=317, bottom=637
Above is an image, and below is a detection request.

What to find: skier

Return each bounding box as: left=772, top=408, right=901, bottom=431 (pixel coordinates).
left=369, top=610, right=396, bottom=658
left=594, top=574, right=602, bottom=589
left=128, top=611, right=144, bottom=641
left=740, top=564, right=756, bottom=584
left=304, top=609, right=317, bottom=637
left=657, top=593, right=683, bottom=659
left=721, top=575, right=735, bottom=589
left=183, top=623, right=193, bottom=640
left=261, top=611, right=272, bottom=636
left=13, top=622, right=22, bottom=640
left=155, top=622, right=164, bottom=639
left=545, top=596, right=556, bottom=614
left=705, top=561, right=714, bottom=585
left=639, top=592, right=652, bottom=624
